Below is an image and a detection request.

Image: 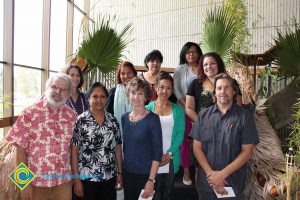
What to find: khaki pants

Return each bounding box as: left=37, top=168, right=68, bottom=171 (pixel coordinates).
left=18, top=181, right=72, bottom=200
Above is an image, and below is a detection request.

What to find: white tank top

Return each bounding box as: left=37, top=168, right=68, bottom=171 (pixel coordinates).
left=158, top=113, right=174, bottom=174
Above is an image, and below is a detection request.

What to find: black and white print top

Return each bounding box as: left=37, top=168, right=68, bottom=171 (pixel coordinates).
left=71, top=110, right=122, bottom=182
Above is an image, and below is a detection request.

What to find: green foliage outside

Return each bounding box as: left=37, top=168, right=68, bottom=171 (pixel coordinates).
left=289, top=98, right=300, bottom=165
left=223, top=0, right=250, bottom=53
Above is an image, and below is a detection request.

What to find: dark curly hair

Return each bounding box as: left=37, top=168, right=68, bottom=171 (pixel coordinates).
left=198, top=52, right=226, bottom=83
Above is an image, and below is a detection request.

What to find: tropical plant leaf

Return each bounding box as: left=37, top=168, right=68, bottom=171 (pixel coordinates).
left=269, top=24, right=300, bottom=78
left=77, top=15, right=133, bottom=74
left=202, top=6, right=239, bottom=63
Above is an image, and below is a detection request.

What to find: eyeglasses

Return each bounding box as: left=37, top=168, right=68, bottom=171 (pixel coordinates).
left=186, top=51, right=198, bottom=55
left=202, top=62, right=217, bottom=67
left=51, top=85, right=68, bottom=93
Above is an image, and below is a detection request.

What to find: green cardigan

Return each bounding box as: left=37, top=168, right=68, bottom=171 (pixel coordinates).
left=146, top=102, right=185, bottom=173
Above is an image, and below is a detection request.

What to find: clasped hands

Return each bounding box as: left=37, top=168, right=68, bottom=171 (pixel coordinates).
left=206, top=170, right=228, bottom=195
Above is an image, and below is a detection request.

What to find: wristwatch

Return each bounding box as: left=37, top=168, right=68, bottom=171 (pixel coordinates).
left=168, top=151, right=173, bottom=157
left=148, top=178, right=156, bottom=183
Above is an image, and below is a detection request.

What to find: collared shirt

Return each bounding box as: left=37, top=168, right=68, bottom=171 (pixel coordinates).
left=190, top=103, right=259, bottom=194
left=71, top=110, right=122, bottom=182
left=6, top=99, right=77, bottom=187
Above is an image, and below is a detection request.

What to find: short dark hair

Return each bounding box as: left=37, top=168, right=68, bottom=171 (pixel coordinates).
left=144, top=50, right=163, bottom=69
left=198, top=52, right=226, bottom=83
left=213, top=73, right=238, bottom=100
left=156, top=71, right=174, bottom=88
left=126, top=77, right=151, bottom=101
left=179, top=42, right=203, bottom=65
left=87, top=82, right=108, bottom=99
left=116, top=61, right=137, bottom=84
left=66, top=64, right=84, bottom=88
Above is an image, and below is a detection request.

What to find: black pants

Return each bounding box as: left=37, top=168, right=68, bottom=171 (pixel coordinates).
left=123, top=169, right=149, bottom=200
left=153, top=160, right=175, bottom=200
left=198, top=190, right=243, bottom=200
left=78, top=177, right=116, bottom=200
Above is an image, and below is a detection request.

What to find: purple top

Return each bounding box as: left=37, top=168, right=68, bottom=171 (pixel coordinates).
left=66, top=90, right=88, bottom=115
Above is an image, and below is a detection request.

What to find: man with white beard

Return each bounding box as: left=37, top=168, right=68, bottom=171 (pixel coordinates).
left=6, top=73, right=77, bottom=200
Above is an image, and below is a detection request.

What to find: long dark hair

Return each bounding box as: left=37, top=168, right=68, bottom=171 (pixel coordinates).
left=179, top=42, right=203, bottom=65
left=198, top=52, right=226, bottom=83
left=66, top=64, right=84, bottom=88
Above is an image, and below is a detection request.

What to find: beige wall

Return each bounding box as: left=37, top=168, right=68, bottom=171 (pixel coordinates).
left=91, top=0, right=300, bottom=67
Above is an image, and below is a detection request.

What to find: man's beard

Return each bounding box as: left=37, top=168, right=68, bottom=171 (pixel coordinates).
left=45, top=91, right=67, bottom=109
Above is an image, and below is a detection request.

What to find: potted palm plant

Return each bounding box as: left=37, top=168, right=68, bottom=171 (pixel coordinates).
left=268, top=23, right=300, bottom=131
left=76, top=15, right=133, bottom=85
left=269, top=23, right=300, bottom=199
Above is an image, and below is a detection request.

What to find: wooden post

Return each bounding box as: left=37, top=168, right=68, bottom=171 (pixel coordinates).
left=286, top=148, right=295, bottom=200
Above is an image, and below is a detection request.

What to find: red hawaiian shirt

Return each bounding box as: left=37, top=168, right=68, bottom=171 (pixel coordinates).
left=6, top=99, right=77, bottom=187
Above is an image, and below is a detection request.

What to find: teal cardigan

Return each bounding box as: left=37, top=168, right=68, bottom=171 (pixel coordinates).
left=146, top=102, right=185, bottom=173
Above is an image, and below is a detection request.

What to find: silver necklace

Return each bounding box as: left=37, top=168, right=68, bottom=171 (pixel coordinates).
left=68, top=95, right=85, bottom=115
left=129, top=110, right=147, bottom=125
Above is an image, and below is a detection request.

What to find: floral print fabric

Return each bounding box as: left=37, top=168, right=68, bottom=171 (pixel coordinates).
left=5, top=99, right=77, bottom=187
left=71, top=110, right=122, bottom=182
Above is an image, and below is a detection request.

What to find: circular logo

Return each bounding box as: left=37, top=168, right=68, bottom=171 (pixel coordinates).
left=13, top=167, right=31, bottom=185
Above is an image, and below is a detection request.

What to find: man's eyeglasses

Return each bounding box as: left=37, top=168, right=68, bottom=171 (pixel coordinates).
left=51, top=85, right=68, bottom=93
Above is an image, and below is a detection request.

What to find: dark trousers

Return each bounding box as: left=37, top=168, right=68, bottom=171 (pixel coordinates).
left=123, top=169, right=149, bottom=200
left=153, top=161, right=175, bottom=200
left=77, top=178, right=116, bottom=200
left=198, top=190, right=243, bottom=200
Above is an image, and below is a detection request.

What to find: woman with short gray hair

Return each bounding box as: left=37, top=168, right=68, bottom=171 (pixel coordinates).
left=122, top=77, right=163, bottom=200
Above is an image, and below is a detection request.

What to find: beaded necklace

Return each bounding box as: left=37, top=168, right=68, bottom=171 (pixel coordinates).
left=68, top=94, right=86, bottom=115
left=129, top=109, right=147, bottom=126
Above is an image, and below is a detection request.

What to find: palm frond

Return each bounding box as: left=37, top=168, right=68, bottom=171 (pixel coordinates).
left=77, top=15, right=133, bottom=74
left=202, top=6, right=238, bottom=63
left=269, top=24, right=300, bottom=78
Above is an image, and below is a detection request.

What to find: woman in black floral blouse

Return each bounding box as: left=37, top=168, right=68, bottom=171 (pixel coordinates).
left=71, top=82, right=122, bottom=200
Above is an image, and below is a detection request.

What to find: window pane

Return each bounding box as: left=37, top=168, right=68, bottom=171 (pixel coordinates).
left=0, top=64, right=3, bottom=119
left=14, top=0, right=43, bottom=67
left=49, top=0, right=67, bottom=71
left=0, top=128, right=3, bottom=139
left=0, top=0, right=3, bottom=61
left=73, top=9, right=84, bottom=55
left=14, top=66, right=41, bottom=115
left=74, top=0, right=84, bottom=10
left=49, top=71, right=58, bottom=78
